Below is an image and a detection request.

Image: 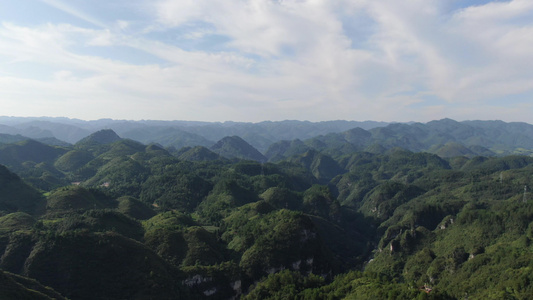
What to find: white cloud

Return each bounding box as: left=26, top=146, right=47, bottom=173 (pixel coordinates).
left=116, top=20, right=130, bottom=31
left=154, top=0, right=351, bottom=57
left=454, top=0, right=533, bottom=23
left=352, top=0, right=533, bottom=108
left=441, top=0, right=533, bottom=103
left=0, top=0, right=532, bottom=122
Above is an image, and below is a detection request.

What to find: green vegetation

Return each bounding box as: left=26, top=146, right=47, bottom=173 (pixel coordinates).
left=211, top=135, right=267, bottom=161
left=117, top=196, right=156, bottom=220
left=46, top=186, right=115, bottom=212
left=0, top=269, right=67, bottom=300
left=0, top=165, right=46, bottom=215
left=0, top=124, right=532, bottom=299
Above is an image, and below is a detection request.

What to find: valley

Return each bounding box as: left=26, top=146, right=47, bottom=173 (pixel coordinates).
left=0, top=118, right=532, bottom=299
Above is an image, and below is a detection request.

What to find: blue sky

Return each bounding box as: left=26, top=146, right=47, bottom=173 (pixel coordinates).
left=0, top=0, right=532, bottom=123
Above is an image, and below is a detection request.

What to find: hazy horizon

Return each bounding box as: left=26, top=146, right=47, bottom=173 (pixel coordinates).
left=1, top=115, right=532, bottom=127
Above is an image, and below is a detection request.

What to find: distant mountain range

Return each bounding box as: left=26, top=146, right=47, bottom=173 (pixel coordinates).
left=0, top=117, right=388, bottom=151
left=1, top=116, right=533, bottom=299
left=267, top=118, right=533, bottom=160
left=0, top=117, right=532, bottom=160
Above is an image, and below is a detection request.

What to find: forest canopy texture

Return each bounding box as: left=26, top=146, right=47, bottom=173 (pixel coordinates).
left=0, top=118, right=532, bottom=299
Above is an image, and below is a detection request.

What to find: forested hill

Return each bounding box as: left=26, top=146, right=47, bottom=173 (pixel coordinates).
left=0, top=117, right=532, bottom=157
left=266, top=118, right=533, bottom=161
left=0, top=117, right=388, bottom=151
left=0, top=122, right=532, bottom=299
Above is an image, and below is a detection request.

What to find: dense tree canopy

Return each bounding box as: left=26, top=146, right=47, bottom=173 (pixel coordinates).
left=0, top=125, right=532, bottom=299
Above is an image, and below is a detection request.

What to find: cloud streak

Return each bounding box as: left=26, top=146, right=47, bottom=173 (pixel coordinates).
left=39, top=0, right=108, bottom=28
left=0, top=0, right=532, bottom=122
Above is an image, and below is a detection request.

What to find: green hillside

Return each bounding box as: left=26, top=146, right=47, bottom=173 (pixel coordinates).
left=211, top=136, right=267, bottom=162
left=0, top=269, right=67, bottom=300
left=0, top=118, right=532, bottom=299
left=23, top=232, right=186, bottom=300
left=177, top=146, right=224, bottom=162
left=0, top=166, right=46, bottom=215
left=121, top=126, right=214, bottom=150
left=117, top=196, right=156, bottom=220
left=46, top=186, right=115, bottom=212
left=0, top=133, right=27, bottom=145
left=265, top=139, right=311, bottom=162
left=75, top=129, right=122, bottom=146
left=54, top=149, right=94, bottom=172
left=0, top=140, right=67, bottom=168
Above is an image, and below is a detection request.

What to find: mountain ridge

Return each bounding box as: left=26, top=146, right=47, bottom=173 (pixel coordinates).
left=0, top=118, right=531, bottom=299
left=1, top=117, right=532, bottom=158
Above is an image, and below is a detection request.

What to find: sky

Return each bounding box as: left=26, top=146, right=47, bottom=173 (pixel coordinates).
left=0, top=0, right=532, bottom=123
